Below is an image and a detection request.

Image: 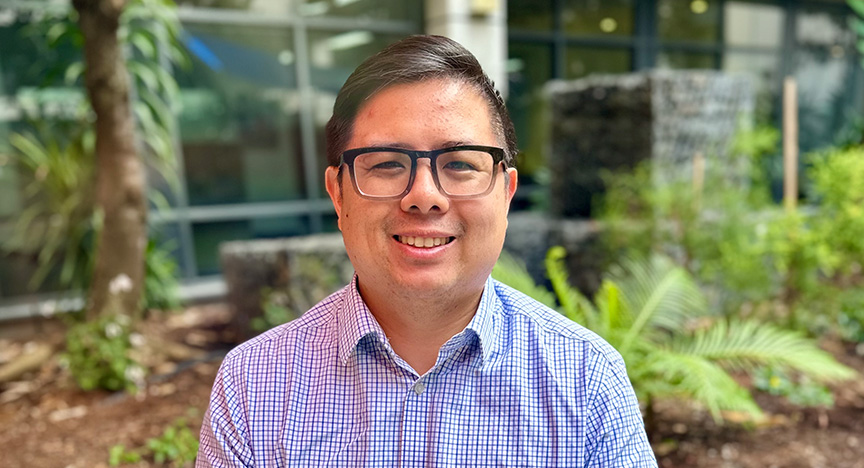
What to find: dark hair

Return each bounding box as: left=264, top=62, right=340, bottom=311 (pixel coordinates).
left=324, top=35, right=518, bottom=168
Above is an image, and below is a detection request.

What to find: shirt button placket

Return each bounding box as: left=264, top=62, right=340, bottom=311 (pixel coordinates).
left=401, top=378, right=431, bottom=468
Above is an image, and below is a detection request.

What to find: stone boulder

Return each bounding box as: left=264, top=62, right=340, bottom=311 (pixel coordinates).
left=546, top=70, right=754, bottom=218
left=220, top=233, right=353, bottom=341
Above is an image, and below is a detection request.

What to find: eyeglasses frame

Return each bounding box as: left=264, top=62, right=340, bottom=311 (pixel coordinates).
left=339, top=145, right=507, bottom=200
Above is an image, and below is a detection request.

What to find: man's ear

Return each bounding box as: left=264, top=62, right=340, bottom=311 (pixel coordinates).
left=504, top=167, right=518, bottom=215
left=325, top=166, right=343, bottom=230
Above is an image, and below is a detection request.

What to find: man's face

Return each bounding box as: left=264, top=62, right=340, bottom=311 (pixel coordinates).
left=325, top=78, right=518, bottom=302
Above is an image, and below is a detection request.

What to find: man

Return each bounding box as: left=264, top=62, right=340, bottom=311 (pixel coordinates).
left=197, top=35, right=656, bottom=467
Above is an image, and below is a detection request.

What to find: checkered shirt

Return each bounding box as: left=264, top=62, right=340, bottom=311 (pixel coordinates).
left=197, top=276, right=657, bottom=467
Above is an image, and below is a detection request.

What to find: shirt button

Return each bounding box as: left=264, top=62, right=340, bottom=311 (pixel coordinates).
left=413, top=381, right=426, bottom=395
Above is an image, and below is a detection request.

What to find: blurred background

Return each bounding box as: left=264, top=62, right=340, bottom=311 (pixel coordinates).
left=2, top=1, right=864, bottom=467
left=1, top=0, right=858, bottom=309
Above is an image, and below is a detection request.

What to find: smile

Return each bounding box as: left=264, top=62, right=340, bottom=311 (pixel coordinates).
left=396, top=235, right=454, bottom=248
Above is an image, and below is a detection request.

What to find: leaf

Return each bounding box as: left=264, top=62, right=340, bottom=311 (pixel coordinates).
left=850, top=0, right=864, bottom=17
left=645, top=350, right=762, bottom=421
left=610, top=255, right=708, bottom=354
left=545, top=246, right=595, bottom=324
left=492, top=250, right=558, bottom=309
left=671, top=319, right=856, bottom=382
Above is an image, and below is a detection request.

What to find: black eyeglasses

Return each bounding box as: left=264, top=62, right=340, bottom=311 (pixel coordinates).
left=340, top=145, right=506, bottom=200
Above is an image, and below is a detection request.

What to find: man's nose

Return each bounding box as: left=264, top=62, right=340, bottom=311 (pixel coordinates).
left=400, top=160, right=450, bottom=214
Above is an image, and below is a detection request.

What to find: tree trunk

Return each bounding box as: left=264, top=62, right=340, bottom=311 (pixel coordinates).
left=73, top=0, right=147, bottom=319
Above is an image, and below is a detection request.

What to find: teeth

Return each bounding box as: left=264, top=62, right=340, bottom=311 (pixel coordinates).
left=398, top=236, right=451, bottom=248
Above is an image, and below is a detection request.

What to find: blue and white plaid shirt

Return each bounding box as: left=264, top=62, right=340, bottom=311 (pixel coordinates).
left=197, top=276, right=657, bottom=467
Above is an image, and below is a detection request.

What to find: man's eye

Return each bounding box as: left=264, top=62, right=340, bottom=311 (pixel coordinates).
left=371, top=160, right=407, bottom=170
left=443, top=161, right=477, bottom=171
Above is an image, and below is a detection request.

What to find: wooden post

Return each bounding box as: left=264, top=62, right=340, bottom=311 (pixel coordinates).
left=783, top=77, right=798, bottom=212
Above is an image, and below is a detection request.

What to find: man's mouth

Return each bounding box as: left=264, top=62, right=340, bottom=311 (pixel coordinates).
left=395, top=235, right=455, bottom=248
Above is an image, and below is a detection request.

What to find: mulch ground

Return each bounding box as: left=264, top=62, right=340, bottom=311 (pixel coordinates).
left=1, top=304, right=863, bottom=467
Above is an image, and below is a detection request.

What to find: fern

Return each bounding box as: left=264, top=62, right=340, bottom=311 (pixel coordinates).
left=492, top=252, right=557, bottom=309
left=492, top=247, right=856, bottom=422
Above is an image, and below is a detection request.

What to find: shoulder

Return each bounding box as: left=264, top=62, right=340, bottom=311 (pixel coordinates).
left=492, top=279, right=623, bottom=363
left=218, top=285, right=347, bottom=371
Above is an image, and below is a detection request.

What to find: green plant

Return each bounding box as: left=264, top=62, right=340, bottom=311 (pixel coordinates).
left=808, top=146, right=864, bottom=276
left=4, top=124, right=96, bottom=291
left=252, top=288, right=297, bottom=332
left=108, top=445, right=142, bottom=466
left=493, top=248, right=855, bottom=422
left=109, top=414, right=199, bottom=467
left=144, top=238, right=181, bottom=311
left=62, top=315, right=146, bottom=392
left=753, top=366, right=835, bottom=408
left=3, top=0, right=186, bottom=299
left=596, top=128, right=864, bottom=337
left=147, top=417, right=200, bottom=466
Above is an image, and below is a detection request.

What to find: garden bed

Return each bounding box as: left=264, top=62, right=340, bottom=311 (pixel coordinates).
left=0, top=304, right=862, bottom=467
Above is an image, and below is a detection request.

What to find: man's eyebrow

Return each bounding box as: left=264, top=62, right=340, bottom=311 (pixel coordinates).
left=366, top=141, right=470, bottom=150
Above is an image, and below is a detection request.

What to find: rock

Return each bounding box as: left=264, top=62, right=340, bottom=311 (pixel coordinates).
left=546, top=70, right=754, bottom=218
left=47, top=405, right=87, bottom=422
left=0, top=342, right=53, bottom=383
left=505, top=212, right=608, bottom=298
left=220, top=234, right=353, bottom=341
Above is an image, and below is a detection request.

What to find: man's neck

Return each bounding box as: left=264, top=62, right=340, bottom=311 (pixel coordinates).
left=357, top=279, right=484, bottom=376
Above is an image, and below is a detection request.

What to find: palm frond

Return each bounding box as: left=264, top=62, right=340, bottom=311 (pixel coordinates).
left=609, top=255, right=708, bottom=354
left=492, top=250, right=557, bottom=309
left=642, top=350, right=762, bottom=420
left=545, top=246, right=594, bottom=325
left=670, top=319, right=855, bottom=382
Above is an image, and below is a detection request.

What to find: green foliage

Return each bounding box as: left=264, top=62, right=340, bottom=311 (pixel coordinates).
left=808, top=146, right=864, bottom=274
left=109, top=414, right=199, bottom=467
left=4, top=124, right=96, bottom=291
left=147, top=417, right=200, bottom=466
left=252, top=289, right=296, bottom=332
left=753, top=366, right=834, bottom=408
left=144, top=238, right=182, bottom=311
left=492, top=252, right=557, bottom=309
left=597, top=123, right=864, bottom=337
left=3, top=0, right=186, bottom=309
left=62, top=315, right=146, bottom=392
left=108, top=445, right=142, bottom=466
left=493, top=248, right=855, bottom=421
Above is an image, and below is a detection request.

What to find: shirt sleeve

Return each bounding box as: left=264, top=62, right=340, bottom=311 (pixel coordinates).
left=196, top=355, right=255, bottom=468
left=584, top=355, right=658, bottom=468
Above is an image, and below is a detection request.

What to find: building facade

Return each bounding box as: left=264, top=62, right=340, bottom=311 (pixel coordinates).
left=0, top=0, right=859, bottom=317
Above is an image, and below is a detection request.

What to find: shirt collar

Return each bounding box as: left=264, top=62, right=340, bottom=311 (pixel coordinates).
left=336, top=275, right=388, bottom=365
left=335, top=274, right=502, bottom=367
left=462, top=276, right=501, bottom=367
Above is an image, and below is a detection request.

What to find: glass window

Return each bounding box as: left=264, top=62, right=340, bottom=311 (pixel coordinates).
left=658, top=0, right=721, bottom=43
left=298, top=0, right=422, bottom=23
left=657, top=51, right=716, bottom=69
left=149, top=222, right=190, bottom=278
left=508, top=0, right=554, bottom=31
left=565, top=46, right=631, bottom=79
left=307, top=29, right=408, bottom=195
left=508, top=42, right=553, bottom=181
left=563, top=0, right=634, bottom=37
left=793, top=9, right=856, bottom=151
left=175, top=0, right=291, bottom=15
left=723, top=51, right=780, bottom=122
left=724, top=2, right=783, bottom=48
left=178, top=23, right=305, bottom=206
left=192, top=216, right=311, bottom=274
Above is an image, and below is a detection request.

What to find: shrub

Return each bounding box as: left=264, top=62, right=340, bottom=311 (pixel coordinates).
left=62, top=315, right=146, bottom=393
left=493, top=248, right=855, bottom=421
